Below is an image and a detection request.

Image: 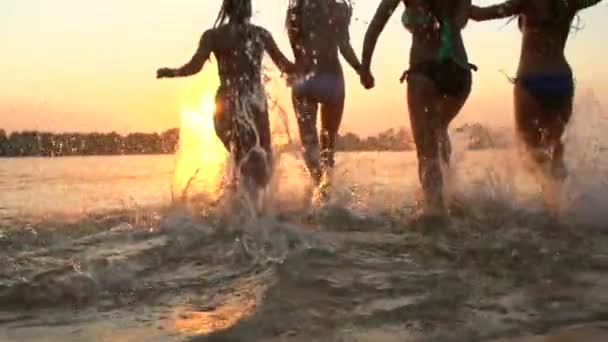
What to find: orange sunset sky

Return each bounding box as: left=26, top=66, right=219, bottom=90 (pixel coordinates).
left=1, top=0, right=607, bottom=136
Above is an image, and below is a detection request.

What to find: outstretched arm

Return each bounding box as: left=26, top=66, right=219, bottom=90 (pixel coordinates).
left=469, top=0, right=522, bottom=22
left=361, top=0, right=401, bottom=71
left=334, top=3, right=363, bottom=74
left=157, top=30, right=213, bottom=78
left=260, top=28, right=296, bottom=74
left=574, top=0, right=604, bottom=11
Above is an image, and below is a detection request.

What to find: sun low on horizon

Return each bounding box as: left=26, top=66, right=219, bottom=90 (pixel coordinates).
left=172, top=92, right=227, bottom=201
left=0, top=0, right=607, bottom=136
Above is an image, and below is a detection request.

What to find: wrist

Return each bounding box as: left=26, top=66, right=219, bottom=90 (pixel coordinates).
left=358, top=64, right=370, bottom=75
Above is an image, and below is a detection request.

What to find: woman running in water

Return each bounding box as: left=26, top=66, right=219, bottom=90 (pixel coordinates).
left=286, top=0, right=374, bottom=199
left=470, top=0, right=604, bottom=206
left=157, top=0, right=295, bottom=200
left=362, top=0, right=476, bottom=213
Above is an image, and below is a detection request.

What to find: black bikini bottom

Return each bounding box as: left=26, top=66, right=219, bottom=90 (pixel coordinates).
left=402, top=59, right=476, bottom=97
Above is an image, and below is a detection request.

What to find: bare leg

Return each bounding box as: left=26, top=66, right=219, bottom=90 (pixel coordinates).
left=213, top=95, right=233, bottom=153
left=437, top=76, right=472, bottom=165
left=407, top=74, right=445, bottom=212
left=292, top=90, right=322, bottom=185
left=548, top=103, right=572, bottom=182
left=514, top=84, right=572, bottom=209
left=222, top=99, right=273, bottom=209
left=313, top=93, right=345, bottom=200
left=249, top=103, right=273, bottom=188
left=319, top=91, right=345, bottom=175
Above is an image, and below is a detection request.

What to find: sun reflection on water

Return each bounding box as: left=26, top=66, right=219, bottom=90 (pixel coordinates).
left=172, top=95, right=229, bottom=202
left=172, top=298, right=257, bottom=335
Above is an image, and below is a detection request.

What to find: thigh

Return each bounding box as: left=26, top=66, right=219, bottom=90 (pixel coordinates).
left=514, top=83, right=550, bottom=148
left=213, top=94, right=233, bottom=152
left=407, top=73, right=441, bottom=153
left=292, top=89, right=320, bottom=144
left=438, top=73, right=471, bottom=129
left=252, top=103, right=272, bottom=157
left=320, top=95, right=345, bottom=136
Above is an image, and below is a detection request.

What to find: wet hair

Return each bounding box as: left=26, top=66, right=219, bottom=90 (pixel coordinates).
left=285, top=0, right=353, bottom=31
left=214, top=0, right=253, bottom=28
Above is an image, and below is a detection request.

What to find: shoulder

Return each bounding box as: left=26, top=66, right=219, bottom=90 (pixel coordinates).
left=201, top=28, right=217, bottom=42
left=333, top=0, right=353, bottom=15
left=250, top=25, right=276, bottom=44
left=332, top=0, right=353, bottom=26
left=252, top=25, right=272, bottom=38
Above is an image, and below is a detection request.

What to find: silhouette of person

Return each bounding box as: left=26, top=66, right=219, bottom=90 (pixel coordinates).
left=362, top=0, right=476, bottom=214
left=286, top=0, right=374, bottom=200
left=157, top=0, right=296, bottom=200
left=471, top=0, right=605, bottom=210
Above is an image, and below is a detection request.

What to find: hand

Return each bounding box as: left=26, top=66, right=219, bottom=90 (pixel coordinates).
left=285, top=72, right=303, bottom=87
left=156, top=68, right=174, bottom=79
left=359, top=68, right=375, bottom=90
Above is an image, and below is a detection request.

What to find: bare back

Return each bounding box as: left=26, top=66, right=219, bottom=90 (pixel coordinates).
left=287, top=0, right=348, bottom=74
left=209, top=24, right=270, bottom=90
left=404, top=0, right=471, bottom=65
left=470, top=0, right=601, bottom=75
left=518, top=0, right=576, bottom=74
left=169, top=22, right=293, bottom=94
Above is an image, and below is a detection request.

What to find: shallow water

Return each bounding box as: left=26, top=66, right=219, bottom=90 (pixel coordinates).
left=0, top=155, right=174, bottom=220
left=1, top=146, right=608, bottom=341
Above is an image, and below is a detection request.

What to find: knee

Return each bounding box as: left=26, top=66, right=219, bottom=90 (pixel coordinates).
left=320, top=128, right=336, bottom=144
left=320, top=148, right=335, bottom=168
left=413, top=129, right=439, bottom=157
left=524, top=144, right=551, bottom=165
left=516, top=121, right=542, bottom=147
left=300, top=130, right=318, bottom=149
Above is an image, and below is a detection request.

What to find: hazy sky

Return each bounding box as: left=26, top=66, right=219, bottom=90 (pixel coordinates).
left=1, top=0, right=607, bottom=136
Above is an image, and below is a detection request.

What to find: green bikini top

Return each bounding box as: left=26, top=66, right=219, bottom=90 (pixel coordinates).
left=401, top=9, right=433, bottom=28
left=401, top=8, right=473, bottom=69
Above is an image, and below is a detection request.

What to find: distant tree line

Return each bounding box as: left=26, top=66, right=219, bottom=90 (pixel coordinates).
left=0, top=123, right=510, bottom=158
left=0, top=128, right=179, bottom=157
left=336, top=127, right=413, bottom=151
left=335, top=124, right=512, bottom=151
left=453, top=123, right=512, bottom=150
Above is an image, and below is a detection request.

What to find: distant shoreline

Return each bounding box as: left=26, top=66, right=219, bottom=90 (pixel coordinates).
left=0, top=147, right=514, bottom=159
left=0, top=152, right=175, bottom=159
left=0, top=123, right=512, bottom=158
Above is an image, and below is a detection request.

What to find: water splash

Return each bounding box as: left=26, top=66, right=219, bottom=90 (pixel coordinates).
left=558, top=88, right=608, bottom=228
left=171, top=97, right=229, bottom=204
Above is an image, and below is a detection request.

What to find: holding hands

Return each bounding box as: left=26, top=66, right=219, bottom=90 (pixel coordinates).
left=358, top=67, right=375, bottom=90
